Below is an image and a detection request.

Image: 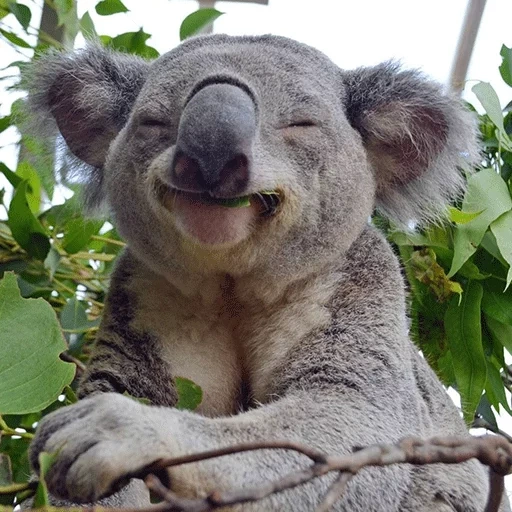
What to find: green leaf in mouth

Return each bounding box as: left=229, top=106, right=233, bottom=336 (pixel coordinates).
left=212, top=196, right=252, bottom=208
left=210, top=190, right=280, bottom=209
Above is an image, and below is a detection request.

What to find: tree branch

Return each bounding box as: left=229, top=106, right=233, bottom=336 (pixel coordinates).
left=10, top=435, right=510, bottom=512
left=120, top=434, right=511, bottom=512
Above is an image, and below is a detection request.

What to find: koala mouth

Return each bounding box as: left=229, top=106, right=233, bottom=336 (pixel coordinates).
left=154, top=180, right=282, bottom=246
left=155, top=180, right=281, bottom=217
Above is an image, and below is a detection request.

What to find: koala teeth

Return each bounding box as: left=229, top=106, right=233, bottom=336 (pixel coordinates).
left=254, top=192, right=280, bottom=217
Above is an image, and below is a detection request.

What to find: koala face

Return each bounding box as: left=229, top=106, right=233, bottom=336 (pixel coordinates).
left=29, top=35, right=477, bottom=280
left=103, top=36, right=374, bottom=277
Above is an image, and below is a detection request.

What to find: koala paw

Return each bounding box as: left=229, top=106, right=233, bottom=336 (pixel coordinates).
left=29, top=393, right=177, bottom=503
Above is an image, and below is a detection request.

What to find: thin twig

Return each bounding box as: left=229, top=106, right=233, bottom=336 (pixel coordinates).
left=472, top=416, right=512, bottom=443
left=60, top=352, right=86, bottom=374
left=315, top=472, right=353, bottom=512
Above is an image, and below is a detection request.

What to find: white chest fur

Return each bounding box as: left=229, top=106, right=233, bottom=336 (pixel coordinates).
left=129, top=269, right=335, bottom=417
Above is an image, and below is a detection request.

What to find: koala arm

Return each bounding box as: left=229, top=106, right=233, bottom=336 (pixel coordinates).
left=30, top=229, right=488, bottom=511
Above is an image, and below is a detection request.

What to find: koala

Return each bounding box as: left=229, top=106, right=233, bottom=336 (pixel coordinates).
left=26, top=34, right=508, bottom=511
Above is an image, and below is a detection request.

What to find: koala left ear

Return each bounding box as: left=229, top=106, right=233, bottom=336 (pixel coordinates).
left=344, top=62, right=479, bottom=226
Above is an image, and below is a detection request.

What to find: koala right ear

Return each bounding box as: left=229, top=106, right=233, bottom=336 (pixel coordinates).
left=343, top=62, right=479, bottom=227
left=26, top=45, right=149, bottom=207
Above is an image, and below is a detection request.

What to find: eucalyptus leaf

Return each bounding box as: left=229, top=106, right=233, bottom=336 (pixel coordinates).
left=0, top=163, right=22, bottom=188
left=472, top=82, right=505, bottom=133
left=95, top=0, right=128, bottom=16
left=102, top=29, right=158, bottom=58
left=448, top=206, right=482, bottom=224
left=476, top=394, right=498, bottom=430
left=8, top=181, right=50, bottom=261
left=0, top=273, right=75, bottom=414
left=179, top=8, right=223, bottom=41
left=485, top=357, right=511, bottom=414
left=449, top=169, right=512, bottom=277
left=8, top=2, right=31, bottom=31
left=16, top=161, right=41, bottom=214
left=482, top=280, right=512, bottom=325
left=62, top=218, right=103, bottom=254
left=0, top=115, right=11, bottom=134
left=499, top=44, right=512, bottom=88
left=444, top=281, right=486, bottom=423
left=34, top=451, right=58, bottom=507
left=485, top=315, right=512, bottom=355
left=44, top=248, right=60, bottom=280
left=79, top=11, right=97, bottom=39
left=0, top=28, right=31, bottom=48
left=60, top=298, right=89, bottom=332
left=175, top=377, right=203, bottom=411
left=490, top=210, right=512, bottom=290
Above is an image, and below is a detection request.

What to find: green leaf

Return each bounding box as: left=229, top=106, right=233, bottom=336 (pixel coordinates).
left=480, top=230, right=508, bottom=267
left=79, top=11, right=97, bottom=39
left=482, top=280, right=512, bottom=325
left=44, top=248, right=61, bottom=280
left=0, top=162, right=22, bottom=188
left=8, top=181, right=50, bottom=260
left=449, top=169, right=512, bottom=277
left=95, top=0, right=128, bottom=16
left=444, top=281, right=486, bottom=423
left=0, top=273, right=75, bottom=414
left=486, top=315, right=512, bottom=354
left=62, top=218, right=102, bottom=254
left=16, top=161, right=41, bottom=214
left=0, top=115, right=12, bottom=134
left=175, top=377, right=203, bottom=411
left=472, top=82, right=505, bottom=133
left=448, top=206, right=482, bottom=224
left=499, top=44, right=512, bottom=88
left=490, top=210, right=512, bottom=290
left=34, top=451, right=58, bottom=507
left=0, top=27, right=31, bottom=48
left=214, top=196, right=251, bottom=208
left=102, top=29, right=159, bottom=58
left=8, top=2, right=31, bottom=31
left=485, top=357, right=511, bottom=414
left=63, top=385, right=77, bottom=405
left=60, top=298, right=88, bottom=332
left=179, top=8, right=223, bottom=41
left=476, top=394, right=498, bottom=430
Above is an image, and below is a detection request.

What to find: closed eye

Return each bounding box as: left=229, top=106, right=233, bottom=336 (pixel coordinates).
left=286, top=120, right=317, bottom=128
left=140, top=118, right=168, bottom=128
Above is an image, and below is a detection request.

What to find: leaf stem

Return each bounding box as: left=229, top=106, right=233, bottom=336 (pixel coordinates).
left=0, top=415, right=34, bottom=440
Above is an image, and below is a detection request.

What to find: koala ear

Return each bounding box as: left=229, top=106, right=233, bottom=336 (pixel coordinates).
left=26, top=44, right=149, bottom=208
left=344, top=62, right=479, bottom=226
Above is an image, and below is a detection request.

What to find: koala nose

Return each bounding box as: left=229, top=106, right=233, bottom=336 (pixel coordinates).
left=171, top=82, right=257, bottom=197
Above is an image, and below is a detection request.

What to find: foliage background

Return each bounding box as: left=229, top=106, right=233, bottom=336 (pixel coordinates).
left=0, top=0, right=511, bottom=507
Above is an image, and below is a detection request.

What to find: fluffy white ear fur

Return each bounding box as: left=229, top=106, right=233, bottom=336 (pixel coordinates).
left=25, top=45, right=149, bottom=209
left=344, top=62, right=479, bottom=227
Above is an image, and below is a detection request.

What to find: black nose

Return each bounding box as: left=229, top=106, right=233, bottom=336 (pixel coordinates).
left=170, top=82, right=257, bottom=197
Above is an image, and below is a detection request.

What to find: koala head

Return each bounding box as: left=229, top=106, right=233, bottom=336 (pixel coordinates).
left=28, top=35, right=478, bottom=281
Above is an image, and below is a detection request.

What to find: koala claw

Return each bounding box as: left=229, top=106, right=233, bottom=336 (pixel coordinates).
left=30, top=393, right=176, bottom=503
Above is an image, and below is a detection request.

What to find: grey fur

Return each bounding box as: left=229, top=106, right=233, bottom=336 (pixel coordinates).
left=26, top=35, right=505, bottom=511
